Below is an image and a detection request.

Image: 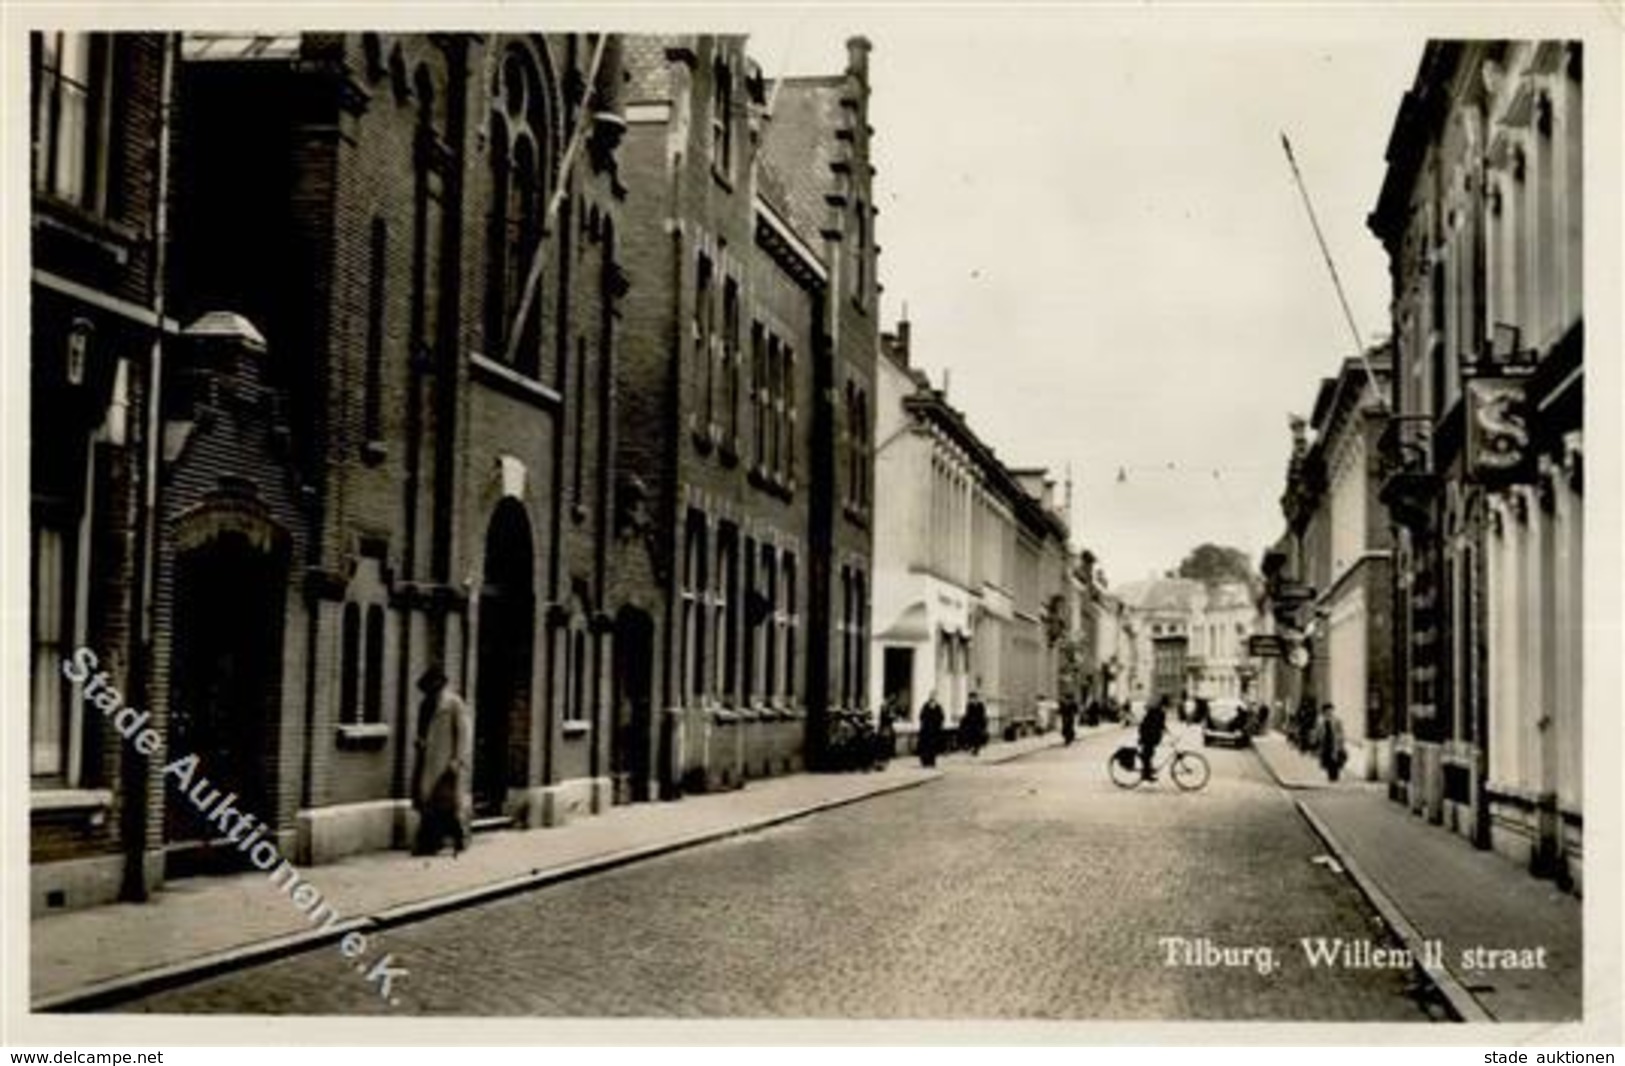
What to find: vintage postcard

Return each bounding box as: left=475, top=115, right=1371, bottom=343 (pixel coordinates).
left=5, top=0, right=1620, bottom=1048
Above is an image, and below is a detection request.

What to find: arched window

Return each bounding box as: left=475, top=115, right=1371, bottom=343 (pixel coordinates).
left=487, top=44, right=550, bottom=374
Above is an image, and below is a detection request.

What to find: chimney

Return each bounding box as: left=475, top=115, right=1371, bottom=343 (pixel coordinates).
left=846, top=35, right=872, bottom=80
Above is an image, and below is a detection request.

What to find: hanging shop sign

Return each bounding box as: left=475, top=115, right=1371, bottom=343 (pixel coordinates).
left=1466, top=378, right=1534, bottom=486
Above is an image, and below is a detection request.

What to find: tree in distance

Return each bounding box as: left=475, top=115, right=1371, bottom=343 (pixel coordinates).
left=1169, top=543, right=1259, bottom=589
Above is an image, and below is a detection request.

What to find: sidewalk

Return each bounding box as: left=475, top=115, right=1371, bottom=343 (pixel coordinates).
left=32, top=731, right=1059, bottom=1011
left=1252, top=733, right=1583, bottom=1023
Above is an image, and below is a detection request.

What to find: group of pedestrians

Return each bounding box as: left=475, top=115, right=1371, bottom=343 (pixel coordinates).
left=909, top=690, right=989, bottom=767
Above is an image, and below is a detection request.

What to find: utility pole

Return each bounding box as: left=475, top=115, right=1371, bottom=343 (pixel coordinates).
left=1280, top=132, right=1388, bottom=410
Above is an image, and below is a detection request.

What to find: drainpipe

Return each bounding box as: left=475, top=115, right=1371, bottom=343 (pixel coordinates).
left=123, top=33, right=178, bottom=903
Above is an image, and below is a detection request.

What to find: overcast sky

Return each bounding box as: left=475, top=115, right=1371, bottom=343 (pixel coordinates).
left=719, top=8, right=1424, bottom=585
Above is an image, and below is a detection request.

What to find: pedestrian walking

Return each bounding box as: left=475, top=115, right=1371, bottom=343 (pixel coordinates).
left=960, top=690, right=989, bottom=756
left=1318, top=703, right=1348, bottom=782
left=874, top=695, right=899, bottom=770
left=412, top=664, right=474, bottom=856
left=1137, top=696, right=1168, bottom=781
left=918, top=692, right=945, bottom=768
left=1059, top=694, right=1079, bottom=746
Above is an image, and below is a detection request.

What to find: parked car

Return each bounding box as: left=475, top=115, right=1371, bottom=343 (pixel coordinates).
left=1201, top=697, right=1253, bottom=748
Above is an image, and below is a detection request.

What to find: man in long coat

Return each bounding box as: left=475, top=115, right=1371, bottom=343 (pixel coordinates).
left=918, top=692, right=945, bottom=768
left=960, top=690, right=989, bottom=755
left=413, top=664, right=474, bottom=856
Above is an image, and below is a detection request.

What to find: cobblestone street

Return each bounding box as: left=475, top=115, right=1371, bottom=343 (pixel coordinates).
left=118, top=733, right=1431, bottom=1021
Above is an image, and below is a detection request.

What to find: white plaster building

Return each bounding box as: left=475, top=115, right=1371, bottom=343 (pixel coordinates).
left=869, top=321, right=1070, bottom=739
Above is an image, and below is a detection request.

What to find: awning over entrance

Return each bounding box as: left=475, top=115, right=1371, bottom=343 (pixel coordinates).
left=877, top=601, right=930, bottom=643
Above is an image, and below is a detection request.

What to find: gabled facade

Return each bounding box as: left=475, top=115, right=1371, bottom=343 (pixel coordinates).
left=615, top=35, right=879, bottom=790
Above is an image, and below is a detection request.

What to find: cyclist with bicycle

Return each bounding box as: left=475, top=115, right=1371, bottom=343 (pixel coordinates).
left=1138, top=695, right=1169, bottom=781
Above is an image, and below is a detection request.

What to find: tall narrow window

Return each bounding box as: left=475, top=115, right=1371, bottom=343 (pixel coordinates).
left=364, top=605, right=386, bottom=724
left=784, top=345, right=797, bottom=484
left=340, top=603, right=362, bottom=725
left=784, top=553, right=799, bottom=704
left=31, top=526, right=68, bottom=778
left=767, top=335, right=782, bottom=476
left=365, top=217, right=388, bottom=443
left=487, top=45, right=549, bottom=374
left=742, top=538, right=758, bottom=703
left=683, top=515, right=708, bottom=704
left=751, top=322, right=766, bottom=468
left=695, top=254, right=714, bottom=433
left=721, top=525, right=739, bottom=704
left=724, top=279, right=740, bottom=451
left=762, top=546, right=778, bottom=700
left=32, top=32, right=101, bottom=209
left=570, top=628, right=588, bottom=722
left=711, top=58, right=732, bottom=178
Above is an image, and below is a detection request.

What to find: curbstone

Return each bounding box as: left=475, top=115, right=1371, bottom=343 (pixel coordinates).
left=1292, top=799, right=1494, bottom=1024
left=33, top=770, right=943, bottom=1013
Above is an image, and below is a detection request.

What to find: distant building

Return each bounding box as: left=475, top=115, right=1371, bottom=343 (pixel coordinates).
left=1368, top=40, right=1583, bottom=889
left=1269, top=351, right=1397, bottom=780
left=1115, top=578, right=1261, bottom=707
left=869, top=319, right=1070, bottom=739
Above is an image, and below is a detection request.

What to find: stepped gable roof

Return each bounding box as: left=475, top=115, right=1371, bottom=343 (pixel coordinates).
left=757, top=76, right=845, bottom=255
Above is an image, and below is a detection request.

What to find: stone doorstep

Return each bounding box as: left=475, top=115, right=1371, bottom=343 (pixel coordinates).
left=31, top=765, right=944, bottom=1011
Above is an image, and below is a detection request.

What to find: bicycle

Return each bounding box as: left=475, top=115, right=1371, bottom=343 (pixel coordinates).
left=1107, top=731, right=1211, bottom=791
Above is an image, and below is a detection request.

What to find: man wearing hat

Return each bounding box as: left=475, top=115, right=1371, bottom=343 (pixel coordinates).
left=412, top=664, right=474, bottom=856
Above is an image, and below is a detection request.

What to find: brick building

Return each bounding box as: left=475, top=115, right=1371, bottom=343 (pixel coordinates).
left=30, top=32, right=177, bottom=911
left=31, top=31, right=636, bottom=910
left=615, top=35, right=879, bottom=791
left=1369, top=40, right=1584, bottom=889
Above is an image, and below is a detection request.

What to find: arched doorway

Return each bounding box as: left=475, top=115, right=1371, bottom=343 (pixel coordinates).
left=611, top=607, right=656, bottom=804
left=474, top=498, right=534, bottom=817
left=168, top=528, right=287, bottom=874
